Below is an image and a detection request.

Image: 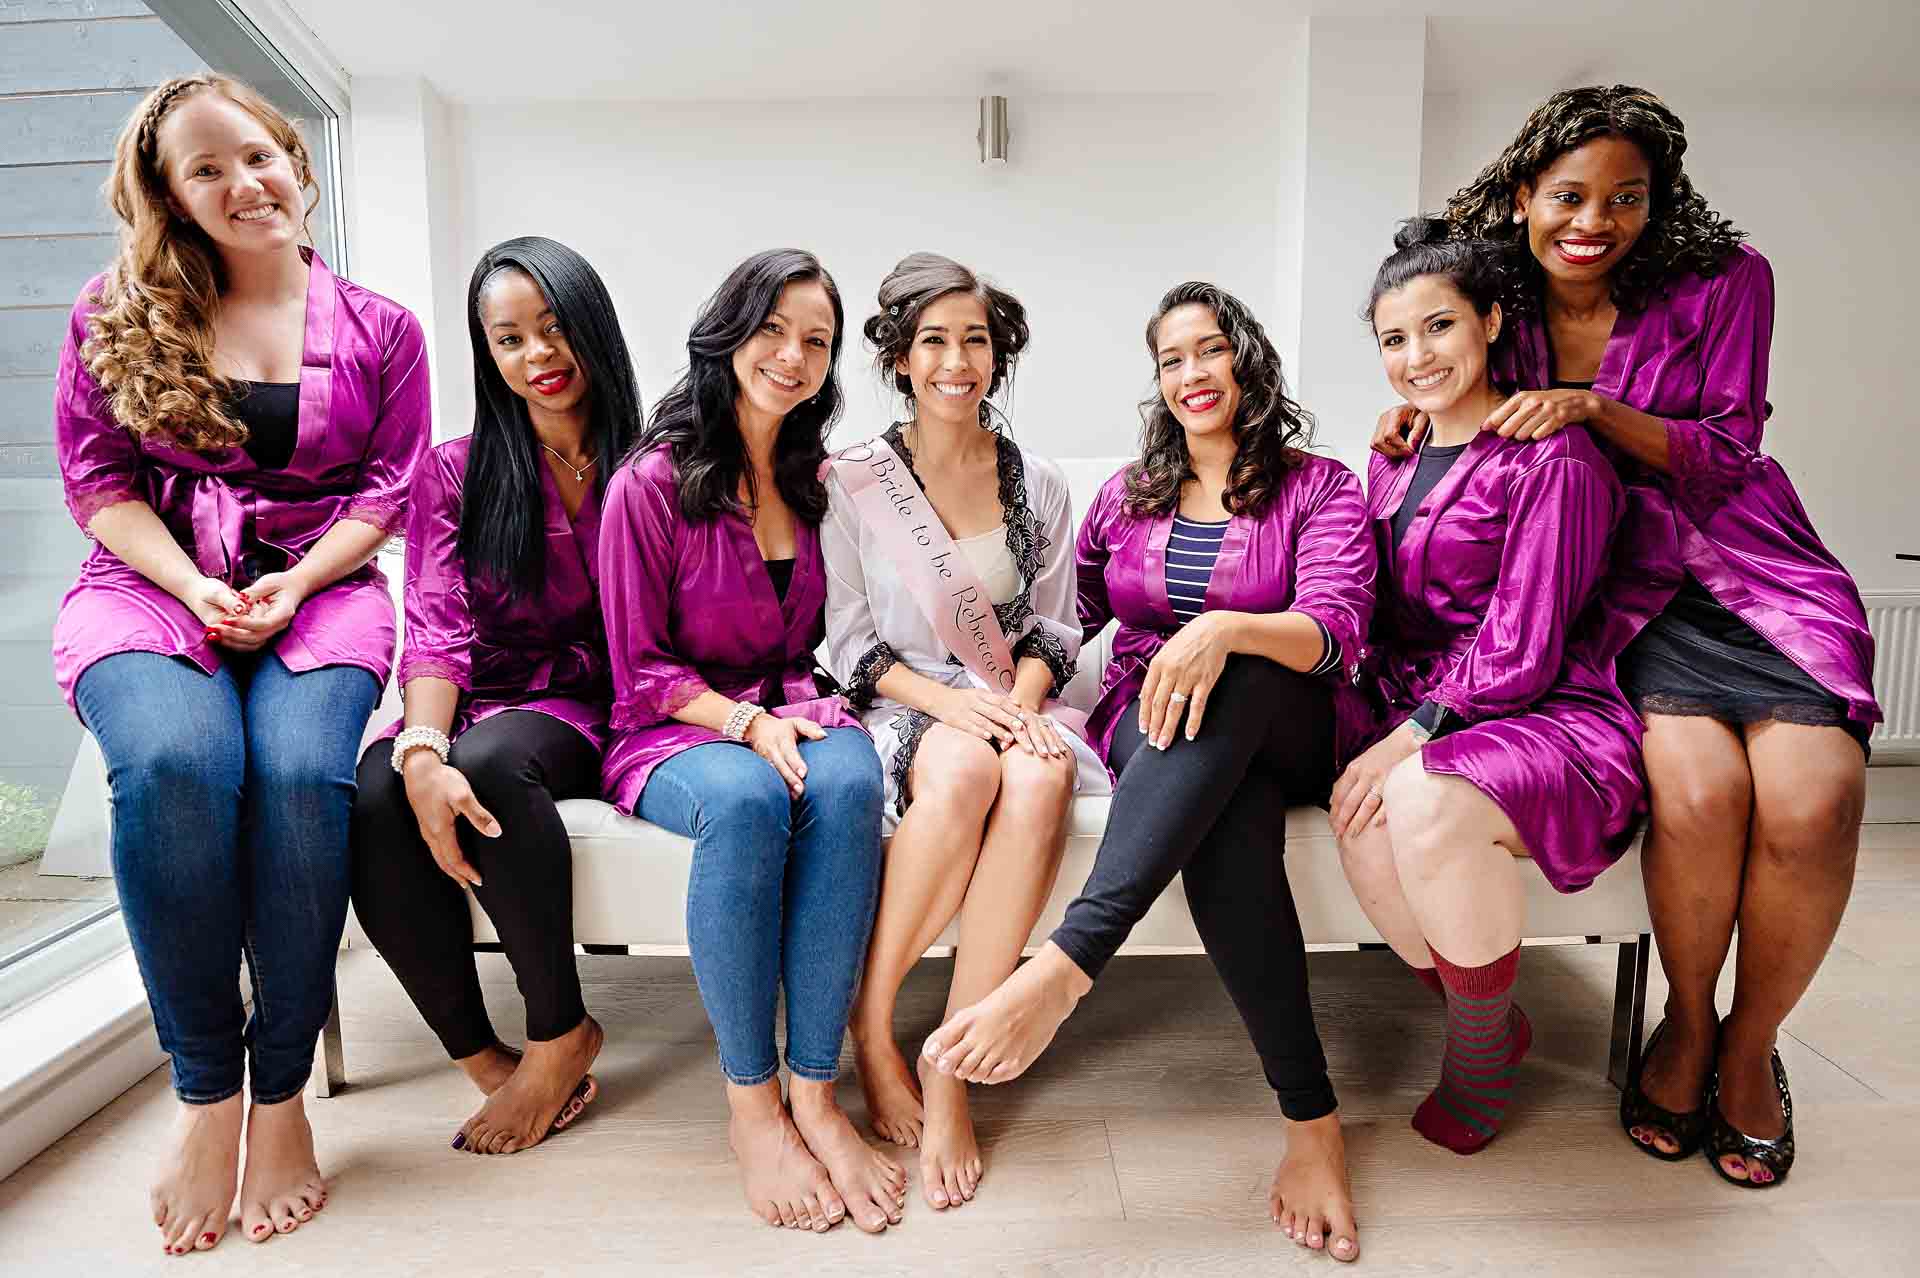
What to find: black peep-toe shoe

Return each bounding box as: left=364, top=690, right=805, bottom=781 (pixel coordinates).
left=1618, top=1018, right=1712, bottom=1162
left=1704, top=1047, right=1794, bottom=1189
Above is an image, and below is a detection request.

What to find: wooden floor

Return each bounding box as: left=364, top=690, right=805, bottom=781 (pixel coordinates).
left=3, top=774, right=1917, bottom=1275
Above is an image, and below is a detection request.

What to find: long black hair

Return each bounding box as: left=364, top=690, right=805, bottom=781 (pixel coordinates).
left=1441, top=84, right=1745, bottom=313
left=1125, top=281, right=1314, bottom=519
left=459, top=236, right=643, bottom=592
left=634, top=248, right=844, bottom=523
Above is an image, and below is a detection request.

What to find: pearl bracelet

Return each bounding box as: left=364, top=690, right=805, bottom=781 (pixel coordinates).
left=722, top=702, right=766, bottom=742
left=391, top=725, right=452, bottom=772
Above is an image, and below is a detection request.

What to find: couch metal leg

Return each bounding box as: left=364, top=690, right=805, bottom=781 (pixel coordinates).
left=314, top=988, right=346, bottom=1098
left=1607, top=933, right=1651, bottom=1091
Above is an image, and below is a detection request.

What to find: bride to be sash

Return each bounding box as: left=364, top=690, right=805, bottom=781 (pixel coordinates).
left=825, top=439, right=1019, bottom=692
left=823, top=439, right=1089, bottom=735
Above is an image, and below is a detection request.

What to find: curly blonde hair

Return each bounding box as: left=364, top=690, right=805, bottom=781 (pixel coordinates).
left=81, top=75, right=318, bottom=452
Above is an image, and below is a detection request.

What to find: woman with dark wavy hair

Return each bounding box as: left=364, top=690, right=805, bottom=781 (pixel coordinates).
left=1338, top=219, right=1644, bottom=1157
left=350, top=236, right=642, bottom=1158
left=598, top=249, right=905, bottom=1234
left=1371, top=85, right=1879, bottom=1189
left=820, top=253, right=1107, bottom=1211
left=926, top=282, right=1375, bottom=1261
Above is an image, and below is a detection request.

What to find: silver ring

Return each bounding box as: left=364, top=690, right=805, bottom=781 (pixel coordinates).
left=1367, top=785, right=1383, bottom=800
left=1168, top=692, right=1190, bottom=703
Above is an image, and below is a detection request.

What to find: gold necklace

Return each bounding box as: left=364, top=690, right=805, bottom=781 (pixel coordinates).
left=539, top=441, right=595, bottom=483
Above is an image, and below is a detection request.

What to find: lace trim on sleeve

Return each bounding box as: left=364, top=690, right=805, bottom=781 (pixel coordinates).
left=1012, top=625, right=1075, bottom=696
left=846, top=642, right=899, bottom=713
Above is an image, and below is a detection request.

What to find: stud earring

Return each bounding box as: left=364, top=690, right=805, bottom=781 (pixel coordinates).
left=1512, top=210, right=1525, bottom=224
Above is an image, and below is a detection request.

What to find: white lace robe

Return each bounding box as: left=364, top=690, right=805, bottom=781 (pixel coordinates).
left=821, top=427, right=1110, bottom=833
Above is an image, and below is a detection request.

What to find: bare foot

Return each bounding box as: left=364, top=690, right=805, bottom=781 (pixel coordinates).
left=237, top=1095, right=327, bottom=1244
left=454, top=1041, right=523, bottom=1097
left=922, top=942, right=1091, bottom=1084
left=915, top=1056, right=982, bottom=1210
left=456, top=1016, right=604, bottom=1155
left=1270, top=1112, right=1360, bottom=1263
left=1628, top=1009, right=1716, bottom=1157
left=852, top=1025, right=924, bottom=1147
left=728, top=1080, right=845, bottom=1232
left=789, top=1078, right=908, bottom=1233
left=151, top=1094, right=242, bottom=1257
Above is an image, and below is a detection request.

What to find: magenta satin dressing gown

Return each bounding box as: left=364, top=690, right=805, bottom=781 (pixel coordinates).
left=1493, top=244, right=1880, bottom=732
left=598, top=446, right=863, bottom=814
left=1364, top=427, right=1646, bottom=893
left=380, top=434, right=611, bottom=748
left=1074, top=453, right=1378, bottom=772
left=51, top=249, right=429, bottom=707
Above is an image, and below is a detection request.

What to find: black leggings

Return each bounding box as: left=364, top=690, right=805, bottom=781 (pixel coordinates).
left=351, top=710, right=598, bottom=1059
left=1050, top=655, right=1337, bottom=1121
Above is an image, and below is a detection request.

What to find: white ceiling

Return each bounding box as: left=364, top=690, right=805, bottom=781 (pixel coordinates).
left=283, top=0, right=1920, bottom=104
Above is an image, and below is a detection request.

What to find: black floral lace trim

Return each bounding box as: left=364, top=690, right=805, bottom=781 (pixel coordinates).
left=1012, top=625, right=1074, bottom=696
left=884, top=422, right=1057, bottom=671
left=1633, top=693, right=1849, bottom=728
left=886, top=707, right=935, bottom=819
left=846, top=642, right=899, bottom=713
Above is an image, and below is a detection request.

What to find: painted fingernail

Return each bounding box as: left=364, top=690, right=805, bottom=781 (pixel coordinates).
left=451, top=1132, right=466, bottom=1149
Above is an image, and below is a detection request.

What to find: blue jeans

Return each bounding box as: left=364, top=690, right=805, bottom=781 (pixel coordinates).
left=75, top=650, right=379, bottom=1104
left=639, top=730, right=883, bottom=1085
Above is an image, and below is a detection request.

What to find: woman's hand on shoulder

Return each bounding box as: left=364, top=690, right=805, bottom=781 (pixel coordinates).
left=1483, top=389, right=1602, bottom=442
left=1138, top=611, right=1236, bottom=750
left=1372, top=403, right=1429, bottom=459
left=745, top=712, right=826, bottom=798
left=400, top=750, right=499, bottom=888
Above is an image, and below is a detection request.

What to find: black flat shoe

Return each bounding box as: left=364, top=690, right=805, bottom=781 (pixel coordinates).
left=1704, top=1047, right=1794, bottom=1189
left=1619, top=1018, right=1712, bottom=1162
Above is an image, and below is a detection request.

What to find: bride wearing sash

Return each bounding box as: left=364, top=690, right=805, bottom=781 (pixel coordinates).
left=821, top=254, right=1108, bottom=1212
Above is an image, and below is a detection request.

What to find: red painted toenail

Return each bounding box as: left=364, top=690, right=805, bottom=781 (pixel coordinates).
left=201, top=1232, right=216, bottom=1244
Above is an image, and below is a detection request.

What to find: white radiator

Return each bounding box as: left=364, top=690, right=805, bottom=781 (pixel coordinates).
left=1867, top=592, right=1920, bottom=758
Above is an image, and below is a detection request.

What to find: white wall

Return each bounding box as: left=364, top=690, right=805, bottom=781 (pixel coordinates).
left=439, top=93, right=1300, bottom=462
left=1421, top=91, right=1920, bottom=594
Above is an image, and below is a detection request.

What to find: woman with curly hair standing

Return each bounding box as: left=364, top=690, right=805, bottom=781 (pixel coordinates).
left=925, top=282, right=1375, bottom=1261
left=821, top=253, right=1107, bottom=1211
left=1372, top=85, right=1879, bottom=1189
left=52, top=76, right=427, bottom=1253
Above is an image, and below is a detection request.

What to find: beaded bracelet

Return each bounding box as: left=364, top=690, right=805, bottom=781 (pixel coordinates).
left=722, top=702, right=766, bottom=742
left=390, top=725, right=452, bottom=773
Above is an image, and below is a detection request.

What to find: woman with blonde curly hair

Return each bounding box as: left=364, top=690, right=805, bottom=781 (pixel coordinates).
left=1369, top=85, right=1878, bottom=1190
left=52, top=75, right=427, bottom=1254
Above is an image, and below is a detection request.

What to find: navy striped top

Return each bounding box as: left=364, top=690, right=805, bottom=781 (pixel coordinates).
left=1165, top=514, right=1340, bottom=676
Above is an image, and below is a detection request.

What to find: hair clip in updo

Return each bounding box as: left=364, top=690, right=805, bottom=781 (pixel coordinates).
left=887, top=305, right=899, bottom=316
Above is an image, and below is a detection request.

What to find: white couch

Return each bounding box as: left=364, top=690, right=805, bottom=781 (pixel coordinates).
left=34, top=455, right=1650, bottom=1098
left=315, top=455, right=1652, bottom=1096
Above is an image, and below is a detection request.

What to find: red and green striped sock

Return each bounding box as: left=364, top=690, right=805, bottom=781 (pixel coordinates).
left=1412, top=944, right=1530, bottom=1155
left=1410, top=963, right=1446, bottom=1001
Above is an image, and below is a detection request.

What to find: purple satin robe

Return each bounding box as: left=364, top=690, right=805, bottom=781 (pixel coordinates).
left=599, top=446, right=863, bottom=813
left=1493, top=245, right=1880, bottom=730
left=379, top=435, right=610, bottom=749
left=52, top=249, right=428, bottom=709
left=1075, top=453, right=1377, bottom=771
left=1365, top=428, right=1646, bottom=893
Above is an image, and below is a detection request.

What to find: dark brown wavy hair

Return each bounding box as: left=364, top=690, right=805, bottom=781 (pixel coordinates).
left=1440, top=84, right=1745, bottom=313
left=1124, top=282, right=1313, bottom=519
left=863, top=252, right=1030, bottom=428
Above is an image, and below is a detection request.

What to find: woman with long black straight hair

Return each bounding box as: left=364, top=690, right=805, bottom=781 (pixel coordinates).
left=351, top=236, right=642, bottom=1156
